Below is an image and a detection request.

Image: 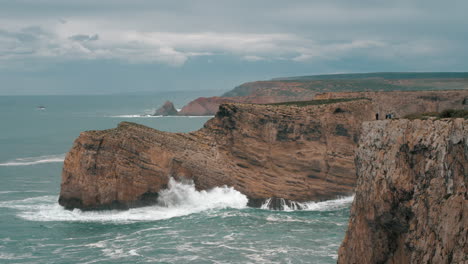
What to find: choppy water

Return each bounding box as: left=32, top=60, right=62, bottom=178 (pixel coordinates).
left=0, top=93, right=352, bottom=263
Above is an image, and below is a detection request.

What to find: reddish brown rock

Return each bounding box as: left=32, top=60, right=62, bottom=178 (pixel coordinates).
left=314, top=90, right=468, bottom=117
left=338, top=119, right=467, bottom=264
left=178, top=95, right=315, bottom=116
left=59, top=99, right=375, bottom=210
left=178, top=97, right=238, bottom=116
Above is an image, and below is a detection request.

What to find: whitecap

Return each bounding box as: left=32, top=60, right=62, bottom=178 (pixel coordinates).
left=0, top=178, right=248, bottom=223
left=261, top=195, right=354, bottom=211
left=107, top=114, right=213, bottom=118
left=0, top=154, right=65, bottom=167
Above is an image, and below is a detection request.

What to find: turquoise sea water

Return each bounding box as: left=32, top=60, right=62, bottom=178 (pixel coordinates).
left=0, top=94, right=352, bottom=263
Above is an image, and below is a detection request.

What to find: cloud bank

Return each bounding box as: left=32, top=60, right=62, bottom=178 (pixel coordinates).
left=0, top=0, right=464, bottom=67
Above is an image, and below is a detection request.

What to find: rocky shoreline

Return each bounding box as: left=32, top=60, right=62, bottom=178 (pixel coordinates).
left=59, top=99, right=374, bottom=210
left=58, top=87, right=467, bottom=263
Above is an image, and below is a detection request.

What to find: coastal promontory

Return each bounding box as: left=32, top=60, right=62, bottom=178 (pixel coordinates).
left=59, top=99, right=374, bottom=210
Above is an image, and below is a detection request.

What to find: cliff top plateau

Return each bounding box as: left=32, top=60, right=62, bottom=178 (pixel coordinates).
left=170, top=72, right=468, bottom=116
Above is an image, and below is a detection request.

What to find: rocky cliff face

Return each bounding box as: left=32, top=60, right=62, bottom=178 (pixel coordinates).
left=178, top=95, right=315, bottom=116
left=59, top=99, right=374, bottom=210
left=172, top=89, right=467, bottom=116
left=338, top=119, right=467, bottom=264
left=315, top=90, right=468, bottom=118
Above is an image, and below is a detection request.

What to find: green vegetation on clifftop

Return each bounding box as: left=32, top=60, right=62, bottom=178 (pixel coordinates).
left=266, top=98, right=370, bottom=107
left=404, top=109, right=468, bottom=120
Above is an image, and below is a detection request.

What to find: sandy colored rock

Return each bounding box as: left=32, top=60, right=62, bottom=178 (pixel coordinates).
left=315, top=90, right=468, bottom=118
left=179, top=90, right=467, bottom=116
left=178, top=95, right=315, bottom=116
left=338, top=119, right=467, bottom=264
left=59, top=99, right=375, bottom=210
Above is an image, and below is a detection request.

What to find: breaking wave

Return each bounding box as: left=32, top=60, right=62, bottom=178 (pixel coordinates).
left=108, top=114, right=213, bottom=118
left=260, top=196, right=354, bottom=211
left=0, top=154, right=65, bottom=167
left=0, top=178, right=248, bottom=223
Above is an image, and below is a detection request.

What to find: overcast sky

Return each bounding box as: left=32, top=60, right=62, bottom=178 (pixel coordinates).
left=0, top=0, right=467, bottom=95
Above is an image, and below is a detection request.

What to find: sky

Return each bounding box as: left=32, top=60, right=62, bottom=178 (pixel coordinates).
left=0, top=0, right=467, bottom=95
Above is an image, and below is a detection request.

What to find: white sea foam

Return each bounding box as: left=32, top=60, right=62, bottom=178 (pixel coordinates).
left=108, top=114, right=213, bottom=118
left=261, top=195, right=354, bottom=211
left=0, top=154, right=65, bottom=167
left=0, top=178, right=248, bottom=223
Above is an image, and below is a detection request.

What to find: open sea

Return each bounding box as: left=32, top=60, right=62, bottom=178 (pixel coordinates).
left=0, top=93, right=352, bottom=264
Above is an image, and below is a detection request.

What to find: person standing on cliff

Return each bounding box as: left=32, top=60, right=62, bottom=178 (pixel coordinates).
left=376, top=113, right=379, bottom=120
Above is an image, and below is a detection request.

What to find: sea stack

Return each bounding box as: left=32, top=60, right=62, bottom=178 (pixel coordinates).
left=154, top=101, right=178, bottom=116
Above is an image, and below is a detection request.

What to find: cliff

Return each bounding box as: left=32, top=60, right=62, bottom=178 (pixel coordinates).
left=178, top=94, right=315, bottom=116
left=338, top=119, right=467, bottom=263
left=175, top=88, right=467, bottom=116
left=59, top=99, right=374, bottom=210
left=315, top=90, right=468, bottom=118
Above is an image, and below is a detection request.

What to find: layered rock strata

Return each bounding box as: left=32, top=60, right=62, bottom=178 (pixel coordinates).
left=59, top=99, right=374, bottom=210
left=338, top=119, right=467, bottom=263
left=173, top=89, right=467, bottom=116
left=178, top=95, right=315, bottom=116
left=315, top=90, right=468, bottom=118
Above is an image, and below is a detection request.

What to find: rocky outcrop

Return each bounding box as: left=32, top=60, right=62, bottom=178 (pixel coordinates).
left=59, top=99, right=375, bottom=210
left=178, top=97, right=238, bottom=116
left=154, top=101, right=178, bottom=116
left=338, top=119, right=467, bottom=264
left=178, top=72, right=468, bottom=116
left=175, top=88, right=467, bottom=116
left=177, top=95, right=315, bottom=116
left=315, top=90, right=468, bottom=118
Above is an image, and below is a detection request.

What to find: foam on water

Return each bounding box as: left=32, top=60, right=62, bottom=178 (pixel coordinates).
left=0, top=154, right=65, bottom=166
left=260, top=195, right=355, bottom=211
left=108, top=114, right=213, bottom=118
left=0, top=178, right=248, bottom=223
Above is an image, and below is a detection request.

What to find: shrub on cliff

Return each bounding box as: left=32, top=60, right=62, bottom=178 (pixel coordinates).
left=404, top=109, right=468, bottom=120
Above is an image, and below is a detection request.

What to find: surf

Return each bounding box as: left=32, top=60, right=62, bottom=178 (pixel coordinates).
left=0, top=178, right=248, bottom=223
left=260, top=196, right=354, bottom=211
left=0, top=154, right=65, bottom=166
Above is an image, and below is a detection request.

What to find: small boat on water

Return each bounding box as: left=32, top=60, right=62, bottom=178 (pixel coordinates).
left=37, top=106, right=46, bottom=110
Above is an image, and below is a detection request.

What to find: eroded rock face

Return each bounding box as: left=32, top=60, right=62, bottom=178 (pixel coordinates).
left=315, top=90, right=468, bottom=118
left=154, top=101, right=178, bottom=116
left=175, top=89, right=467, bottom=116
left=338, top=119, right=467, bottom=264
left=59, top=100, right=375, bottom=210
left=178, top=95, right=314, bottom=116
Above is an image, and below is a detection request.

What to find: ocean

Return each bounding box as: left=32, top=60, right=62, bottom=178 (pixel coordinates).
left=0, top=93, right=352, bottom=263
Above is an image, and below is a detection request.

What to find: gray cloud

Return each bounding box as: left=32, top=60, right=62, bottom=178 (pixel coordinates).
left=69, top=34, right=99, bottom=42
left=0, top=0, right=467, bottom=94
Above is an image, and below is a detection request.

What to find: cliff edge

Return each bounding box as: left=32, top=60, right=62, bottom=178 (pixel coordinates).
left=59, top=99, right=374, bottom=210
left=338, top=119, right=467, bottom=263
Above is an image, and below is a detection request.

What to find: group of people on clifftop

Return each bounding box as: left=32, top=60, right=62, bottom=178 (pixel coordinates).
left=376, top=113, right=395, bottom=120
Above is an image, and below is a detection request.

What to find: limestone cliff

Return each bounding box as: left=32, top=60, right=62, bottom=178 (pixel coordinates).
left=174, top=89, right=467, bottom=116
left=59, top=99, right=374, bottom=210
left=315, top=90, right=468, bottom=118
left=338, top=119, right=467, bottom=264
